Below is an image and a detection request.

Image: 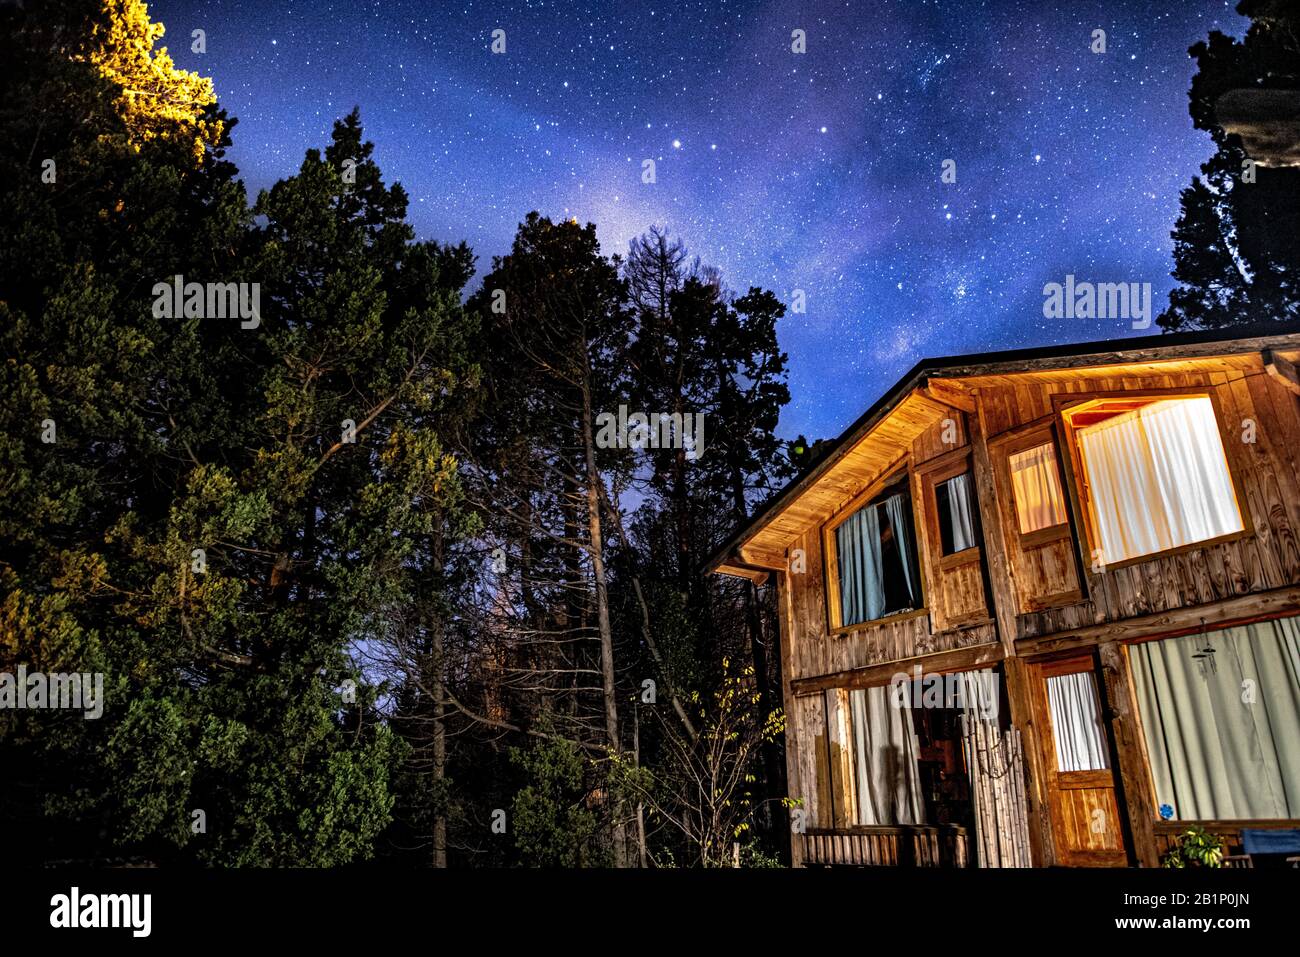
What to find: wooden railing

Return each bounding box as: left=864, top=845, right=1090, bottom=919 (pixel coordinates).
left=1154, top=819, right=1300, bottom=860
left=800, top=825, right=970, bottom=867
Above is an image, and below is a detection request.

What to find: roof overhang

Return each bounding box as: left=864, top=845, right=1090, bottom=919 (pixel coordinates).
left=705, top=323, right=1300, bottom=580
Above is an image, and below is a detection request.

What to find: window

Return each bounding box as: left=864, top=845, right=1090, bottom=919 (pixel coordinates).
left=1044, top=671, right=1110, bottom=772
left=1009, top=441, right=1068, bottom=534
left=1130, top=617, right=1300, bottom=820
left=829, top=480, right=922, bottom=628
left=843, top=670, right=1004, bottom=829
left=935, top=472, right=979, bottom=555
left=1064, top=395, right=1244, bottom=565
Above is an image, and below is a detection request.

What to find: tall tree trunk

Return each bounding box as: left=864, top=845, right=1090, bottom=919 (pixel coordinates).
left=580, top=372, right=628, bottom=867
left=431, top=517, right=448, bottom=868
left=431, top=621, right=447, bottom=868
left=727, top=411, right=788, bottom=847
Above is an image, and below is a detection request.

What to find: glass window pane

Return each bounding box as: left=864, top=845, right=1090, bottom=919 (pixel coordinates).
left=835, top=489, right=920, bottom=627
left=1045, top=671, right=1110, bottom=772
left=936, top=472, right=978, bottom=555
left=1075, top=396, right=1243, bottom=564
left=1130, top=617, right=1300, bottom=821
left=1009, top=441, right=1067, bottom=534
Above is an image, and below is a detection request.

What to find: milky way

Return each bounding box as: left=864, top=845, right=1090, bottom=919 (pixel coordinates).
left=154, top=0, right=1248, bottom=440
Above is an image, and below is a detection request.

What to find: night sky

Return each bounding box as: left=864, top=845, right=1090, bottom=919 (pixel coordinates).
left=154, top=0, right=1248, bottom=441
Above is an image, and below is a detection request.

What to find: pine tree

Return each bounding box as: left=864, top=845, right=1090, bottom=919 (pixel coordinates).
left=1158, top=0, right=1300, bottom=331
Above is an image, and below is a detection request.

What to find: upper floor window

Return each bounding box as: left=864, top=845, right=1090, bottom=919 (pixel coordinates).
left=1009, top=441, right=1068, bottom=535
left=935, top=472, right=979, bottom=556
left=828, top=478, right=922, bottom=628
left=1064, top=394, right=1244, bottom=566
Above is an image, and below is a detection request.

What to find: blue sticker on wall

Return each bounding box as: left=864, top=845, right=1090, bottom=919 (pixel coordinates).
left=1159, top=803, right=1174, bottom=820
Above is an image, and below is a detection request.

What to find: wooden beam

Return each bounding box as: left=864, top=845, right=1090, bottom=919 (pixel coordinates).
left=969, top=398, right=1021, bottom=659
left=712, top=562, right=769, bottom=584
left=737, top=544, right=786, bottom=571
left=1098, top=641, right=1159, bottom=867
left=1263, top=348, right=1300, bottom=397
left=923, top=377, right=977, bottom=413
left=790, top=640, right=1003, bottom=696
left=1016, top=584, right=1300, bottom=657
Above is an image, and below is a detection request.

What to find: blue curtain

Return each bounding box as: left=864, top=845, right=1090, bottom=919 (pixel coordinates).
left=945, top=473, right=977, bottom=552
left=836, top=503, right=884, bottom=625
left=885, top=493, right=918, bottom=604
left=837, top=492, right=920, bottom=626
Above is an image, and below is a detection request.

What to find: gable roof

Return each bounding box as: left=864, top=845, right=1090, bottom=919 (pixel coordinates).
left=706, top=322, right=1300, bottom=580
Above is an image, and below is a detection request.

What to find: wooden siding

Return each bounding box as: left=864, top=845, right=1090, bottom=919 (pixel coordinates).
left=751, top=343, right=1300, bottom=864
left=787, top=523, right=997, bottom=681
left=995, top=365, right=1300, bottom=639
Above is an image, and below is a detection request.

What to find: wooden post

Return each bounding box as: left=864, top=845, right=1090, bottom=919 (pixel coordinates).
left=969, top=396, right=1050, bottom=867
left=775, top=569, right=806, bottom=867
left=1099, top=640, right=1160, bottom=867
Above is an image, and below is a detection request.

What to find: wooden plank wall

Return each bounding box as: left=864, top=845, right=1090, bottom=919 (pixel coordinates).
left=973, top=366, right=1300, bottom=638
left=785, top=408, right=999, bottom=683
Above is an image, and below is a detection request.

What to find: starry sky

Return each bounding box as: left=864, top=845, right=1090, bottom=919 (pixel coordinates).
left=154, top=0, right=1248, bottom=441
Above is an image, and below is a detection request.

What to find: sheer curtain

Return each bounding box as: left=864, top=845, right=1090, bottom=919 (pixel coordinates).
left=883, top=493, right=918, bottom=605
left=1077, top=397, right=1243, bottom=564
left=1045, top=672, right=1110, bottom=772
left=851, top=686, right=925, bottom=825
left=1009, top=442, right=1068, bottom=533
left=944, top=473, right=977, bottom=552
left=836, top=505, right=884, bottom=625
left=1130, top=617, right=1300, bottom=820
left=836, top=492, right=918, bottom=625
left=1142, top=398, right=1243, bottom=546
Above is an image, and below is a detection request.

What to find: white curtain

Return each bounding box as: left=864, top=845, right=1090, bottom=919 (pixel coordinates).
left=1077, top=397, right=1243, bottom=564
left=1045, top=671, right=1110, bottom=772
left=1009, top=442, right=1068, bottom=534
left=944, top=473, right=977, bottom=552
left=1130, top=617, right=1300, bottom=820
left=851, top=686, right=925, bottom=825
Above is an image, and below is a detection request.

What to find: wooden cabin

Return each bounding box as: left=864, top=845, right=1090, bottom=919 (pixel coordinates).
left=707, top=326, right=1300, bottom=867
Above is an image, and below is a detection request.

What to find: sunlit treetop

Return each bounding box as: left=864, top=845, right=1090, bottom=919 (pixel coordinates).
left=79, top=0, right=223, bottom=163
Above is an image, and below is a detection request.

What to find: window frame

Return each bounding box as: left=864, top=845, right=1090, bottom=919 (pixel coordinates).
left=915, top=447, right=992, bottom=631
left=1122, top=611, right=1300, bottom=825
left=930, top=459, right=981, bottom=564
left=1001, top=426, right=1074, bottom=551
left=988, top=417, right=1085, bottom=612
left=1053, top=389, right=1250, bottom=573
left=821, top=464, right=927, bottom=635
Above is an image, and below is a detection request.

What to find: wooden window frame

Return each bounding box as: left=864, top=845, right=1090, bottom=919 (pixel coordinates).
left=1121, top=611, right=1300, bottom=826
left=988, top=417, right=1084, bottom=611
left=915, top=447, right=990, bottom=630
left=1053, top=389, right=1251, bottom=574
left=999, top=423, right=1074, bottom=551
left=821, top=464, right=928, bottom=636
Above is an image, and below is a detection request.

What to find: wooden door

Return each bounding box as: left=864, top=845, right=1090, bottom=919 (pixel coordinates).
left=1030, top=656, right=1129, bottom=866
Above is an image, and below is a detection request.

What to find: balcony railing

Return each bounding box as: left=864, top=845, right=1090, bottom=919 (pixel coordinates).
left=800, top=824, right=970, bottom=867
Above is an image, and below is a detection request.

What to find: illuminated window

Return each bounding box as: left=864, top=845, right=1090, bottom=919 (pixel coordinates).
left=1009, top=442, right=1068, bottom=534
left=1066, top=395, right=1243, bottom=565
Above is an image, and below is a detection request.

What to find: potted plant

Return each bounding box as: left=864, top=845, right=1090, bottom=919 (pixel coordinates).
left=1161, top=825, right=1225, bottom=868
